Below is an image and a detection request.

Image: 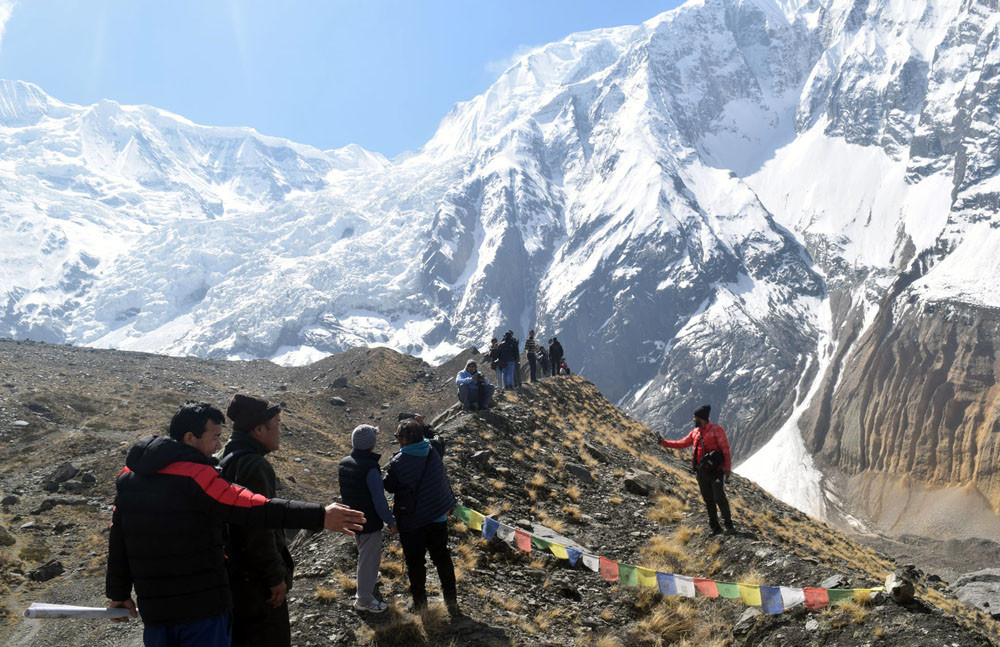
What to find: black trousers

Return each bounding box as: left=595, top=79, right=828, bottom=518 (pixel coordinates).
left=696, top=467, right=732, bottom=531
left=399, top=521, right=456, bottom=605
left=527, top=355, right=537, bottom=382
left=230, top=577, right=290, bottom=647
left=550, top=357, right=561, bottom=376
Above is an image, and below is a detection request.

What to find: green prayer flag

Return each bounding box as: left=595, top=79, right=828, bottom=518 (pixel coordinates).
left=453, top=505, right=472, bottom=524
left=715, top=582, right=741, bottom=599
left=531, top=536, right=552, bottom=551
left=618, top=563, right=638, bottom=586
left=827, top=589, right=856, bottom=605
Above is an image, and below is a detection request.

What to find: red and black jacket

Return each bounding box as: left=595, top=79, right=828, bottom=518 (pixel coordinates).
left=105, top=435, right=324, bottom=626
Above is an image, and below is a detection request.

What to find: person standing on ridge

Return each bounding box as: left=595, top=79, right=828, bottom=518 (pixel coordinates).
left=655, top=404, right=734, bottom=535
left=498, top=331, right=519, bottom=389
left=106, top=402, right=365, bottom=647
left=488, top=338, right=503, bottom=392
left=338, top=424, right=395, bottom=614
left=524, top=330, right=539, bottom=383
left=538, top=345, right=550, bottom=378
left=220, top=394, right=300, bottom=647
left=384, top=419, right=458, bottom=613
left=548, top=337, right=564, bottom=377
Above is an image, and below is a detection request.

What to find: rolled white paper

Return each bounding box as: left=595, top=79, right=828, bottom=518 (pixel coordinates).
left=23, top=603, right=133, bottom=619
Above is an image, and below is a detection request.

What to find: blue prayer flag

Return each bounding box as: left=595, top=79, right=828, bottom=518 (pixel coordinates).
left=482, top=517, right=499, bottom=540
left=566, top=547, right=581, bottom=566
left=657, top=572, right=677, bottom=596
left=760, top=586, right=784, bottom=615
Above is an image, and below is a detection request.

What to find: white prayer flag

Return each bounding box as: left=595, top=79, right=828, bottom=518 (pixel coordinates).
left=779, top=587, right=806, bottom=610
left=674, top=575, right=696, bottom=598
left=581, top=554, right=600, bottom=572
left=495, top=523, right=516, bottom=542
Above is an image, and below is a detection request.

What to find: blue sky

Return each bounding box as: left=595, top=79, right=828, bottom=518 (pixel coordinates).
left=0, top=1, right=682, bottom=157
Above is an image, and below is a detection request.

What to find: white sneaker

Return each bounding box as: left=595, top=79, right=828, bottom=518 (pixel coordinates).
left=354, top=599, right=388, bottom=614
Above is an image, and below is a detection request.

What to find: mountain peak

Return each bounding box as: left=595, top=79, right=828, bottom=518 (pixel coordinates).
left=0, top=78, right=73, bottom=126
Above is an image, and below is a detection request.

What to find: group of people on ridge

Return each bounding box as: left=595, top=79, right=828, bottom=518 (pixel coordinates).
left=106, top=397, right=457, bottom=647
left=455, top=330, right=568, bottom=412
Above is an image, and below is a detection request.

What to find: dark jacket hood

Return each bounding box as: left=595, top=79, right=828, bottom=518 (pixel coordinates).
left=126, top=435, right=216, bottom=476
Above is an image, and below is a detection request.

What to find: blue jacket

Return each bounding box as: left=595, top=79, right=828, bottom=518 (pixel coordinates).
left=383, top=439, right=455, bottom=532
left=456, top=368, right=490, bottom=387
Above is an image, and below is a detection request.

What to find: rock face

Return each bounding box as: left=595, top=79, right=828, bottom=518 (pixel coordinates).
left=950, top=569, right=1000, bottom=619
left=3, top=0, right=1000, bottom=538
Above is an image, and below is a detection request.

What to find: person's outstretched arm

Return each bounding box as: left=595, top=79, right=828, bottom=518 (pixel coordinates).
left=659, top=428, right=696, bottom=450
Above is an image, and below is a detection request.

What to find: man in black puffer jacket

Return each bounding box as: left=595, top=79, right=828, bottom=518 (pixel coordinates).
left=106, top=402, right=365, bottom=647
left=383, top=418, right=457, bottom=613
left=220, top=394, right=299, bottom=647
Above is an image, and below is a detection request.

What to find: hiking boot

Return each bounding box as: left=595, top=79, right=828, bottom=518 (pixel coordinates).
left=354, top=599, right=388, bottom=614
left=724, top=521, right=736, bottom=535
left=710, top=525, right=724, bottom=536
left=444, top=594, right=461, bottom=616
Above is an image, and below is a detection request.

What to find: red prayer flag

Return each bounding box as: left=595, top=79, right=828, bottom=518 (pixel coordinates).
left=599, top=556, right=619, bottom=581
left=515, top=529, right=532, bottom=552
left=803, top=587, right=829, bottom=610
left=694, top=577, right=719, bottom=597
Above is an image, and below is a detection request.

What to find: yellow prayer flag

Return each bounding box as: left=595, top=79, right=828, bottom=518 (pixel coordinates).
left=738, top=583, right=762, bottom=606
left=549, top=543, right=569, bottom=560
left=469, top=510, right=485, bottom=531
left=637, top=567, right=658, bottom=588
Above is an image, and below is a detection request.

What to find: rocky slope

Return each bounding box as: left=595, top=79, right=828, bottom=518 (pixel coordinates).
left=1, top=340, right=997, bottom=646
left=3, top=0, right=1000, bottom=544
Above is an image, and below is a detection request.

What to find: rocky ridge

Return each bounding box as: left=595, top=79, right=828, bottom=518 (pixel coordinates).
left=0, top=339, right=997, bottom=646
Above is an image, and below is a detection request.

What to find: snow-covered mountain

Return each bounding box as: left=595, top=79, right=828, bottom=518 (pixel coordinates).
left=3, top=0, right=999, bottom=538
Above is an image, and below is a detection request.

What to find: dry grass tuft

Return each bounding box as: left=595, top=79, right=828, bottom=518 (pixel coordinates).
left=333, top=569, right=355, bottom=592
left=529, top=473, right=546, bottom=488
left=624, top=604, right=696, bottom=646
left=647, top=493, right=687, bottom=525
left=489, top=478, right=505, bottom=491
left=643, top=534, right=689, bottom=572
left=314, top=586, right=338, bottom=601
left=566, top=484, right=581, bottom=502
left=562, top=504, right=583, bottom=522
left=674, top=526, right=693, bottom=545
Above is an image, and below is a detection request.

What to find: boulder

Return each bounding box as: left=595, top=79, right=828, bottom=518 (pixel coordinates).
left=49, top=462, right=80, bottom=484
left=471, top=450, right=493, bottom=470
left=623, top=468, right=658, bottom=496
left=330, top=377, right=348, bottom=388
left=566, top=463, right=594, bottom=484
left=28, top=560, right=65, bottom=582
left=329, top=397, right=347, bottom=407
left=949, top=568, right=1000, bottom=619
left=0, top=524, right=14, bottom=547
left=885, top=569, right=916, bottom=604
left=582, top=442, right=609, bottom=464
left=1, top=495, right=19, bottom=506
left=61, top=480, right=85, bottom=494
left=733, top=607, right=762, bottom=634
left=821, top=574, right=850, bottom=590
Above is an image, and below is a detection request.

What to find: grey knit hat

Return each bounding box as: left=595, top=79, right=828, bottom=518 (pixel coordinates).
left=351, top=424, right=378, bottom=450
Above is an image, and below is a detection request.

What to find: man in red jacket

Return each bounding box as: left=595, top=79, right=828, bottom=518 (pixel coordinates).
left=657, top=404, right=735, bottom=535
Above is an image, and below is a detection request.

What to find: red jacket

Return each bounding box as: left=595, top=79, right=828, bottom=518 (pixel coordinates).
left=660, top=422, right=731, bottom=472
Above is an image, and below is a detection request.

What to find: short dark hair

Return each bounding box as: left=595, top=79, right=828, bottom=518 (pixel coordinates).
left=168, top=402, right=224, bottom=440
left=396, top=419, right=425, bottom=443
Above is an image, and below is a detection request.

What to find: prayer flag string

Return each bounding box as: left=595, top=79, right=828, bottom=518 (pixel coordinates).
left=451, top=504, right=883, bottom=614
